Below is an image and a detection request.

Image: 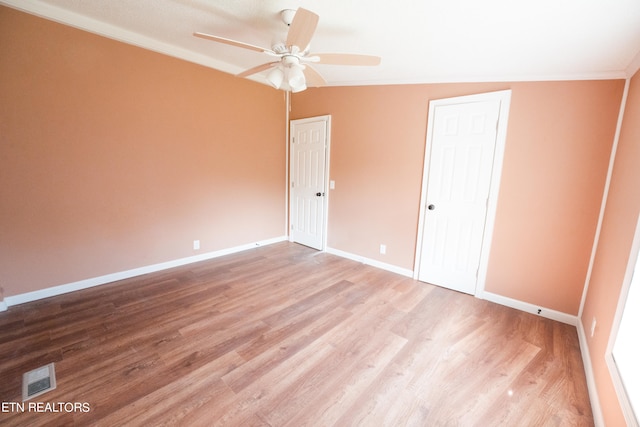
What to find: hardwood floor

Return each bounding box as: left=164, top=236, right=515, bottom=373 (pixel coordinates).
left=0, top=242, right=593, bottom=426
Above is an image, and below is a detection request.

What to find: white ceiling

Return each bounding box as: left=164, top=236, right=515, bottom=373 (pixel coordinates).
left=4, top=0, right=640, bottom=87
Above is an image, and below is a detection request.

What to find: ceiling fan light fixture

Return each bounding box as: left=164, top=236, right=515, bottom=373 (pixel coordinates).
left=291, top=84, right=307, bottom=93
left=266, top=66, right=284, bottom=89
left=287, top=64, right=306, bottom=92
left=290, top=82, right=307, bottom=93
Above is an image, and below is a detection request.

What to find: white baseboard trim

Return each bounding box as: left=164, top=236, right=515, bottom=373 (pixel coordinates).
left=1, top=237, right=607, bottom=427
left=481, top=292, right=605, bottom=422
left=324, top=247, right=414, bottom=278
left=4, top=236, right=288, bottom=309
left=577, top=318, right=605, bottom=427
left=480, top=291, right=578, bottom=326
left=321, top=250, right=581, bottom=329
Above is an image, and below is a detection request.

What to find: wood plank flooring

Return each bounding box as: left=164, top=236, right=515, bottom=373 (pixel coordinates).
left=0, top=242, right=593, bottom=426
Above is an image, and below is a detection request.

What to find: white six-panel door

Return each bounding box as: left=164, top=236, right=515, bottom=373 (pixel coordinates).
left=417, top=91, right=511, bottom=295
left=290, top=117, right=329, bottom=250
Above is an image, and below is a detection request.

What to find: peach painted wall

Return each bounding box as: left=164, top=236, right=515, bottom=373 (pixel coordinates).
left=291, top=80, right=623, bottom=315
left=581, top=69, right=640, bottom=426
left=0, top=7, right=286, bottom=298
left=488, top=81, right=623, bottom=314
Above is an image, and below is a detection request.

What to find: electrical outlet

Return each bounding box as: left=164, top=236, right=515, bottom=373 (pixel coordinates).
left=380, top=244, right=386, bottom=255
left=193, top=240, right=200, bottom=251
left=590, top=317, right=597, bottom=337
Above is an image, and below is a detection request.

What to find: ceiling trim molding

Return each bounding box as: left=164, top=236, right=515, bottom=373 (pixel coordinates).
left=326, top=71, right=629, bottom=88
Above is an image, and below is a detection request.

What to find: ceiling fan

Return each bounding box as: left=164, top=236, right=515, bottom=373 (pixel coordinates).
left=194, top=8, right=381, bottom=92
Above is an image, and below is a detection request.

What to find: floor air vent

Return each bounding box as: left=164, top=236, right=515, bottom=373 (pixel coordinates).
left=22, top=363, right=56, bottom=401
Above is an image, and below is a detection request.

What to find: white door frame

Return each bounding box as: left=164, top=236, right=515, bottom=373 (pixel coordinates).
left=413, top=90, right=511, bottom=297
left=289, top=115, right=332, bottom=250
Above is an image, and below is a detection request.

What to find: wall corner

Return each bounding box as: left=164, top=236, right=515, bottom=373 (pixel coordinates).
left=577, top=317, right=606, bottom=427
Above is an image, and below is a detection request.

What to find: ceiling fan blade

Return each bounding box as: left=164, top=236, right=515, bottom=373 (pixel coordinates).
left=236, top=62, right=279, bottom=78
left=194, top=32, right=273, bottom=54
left=302, top=65, right=327, bottom=87
left=311, top=53, right=381, bottom=66
left=286, top=8, right=319, bottom=50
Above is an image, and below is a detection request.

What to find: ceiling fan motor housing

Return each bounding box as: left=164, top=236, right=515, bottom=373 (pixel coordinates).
left=281, top=9, right=296, bottom=26
left=282, top=55, right=300, bottom=67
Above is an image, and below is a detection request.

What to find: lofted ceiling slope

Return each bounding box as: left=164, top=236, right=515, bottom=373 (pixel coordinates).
left=3, top=0, right=640, bottom=87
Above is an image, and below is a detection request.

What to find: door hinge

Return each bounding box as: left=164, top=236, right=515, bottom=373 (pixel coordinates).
left=291, top=181, right=295, bottom=188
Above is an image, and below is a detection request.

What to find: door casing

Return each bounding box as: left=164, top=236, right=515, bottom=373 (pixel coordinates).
left=289, top=115, right=331, bottom=250
left=413, top=90, right=511, bottom=296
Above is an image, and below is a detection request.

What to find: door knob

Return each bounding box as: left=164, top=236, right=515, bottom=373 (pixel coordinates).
left=428, top=204, right=435, bottom=210
left=316, top=192, right=325, bottom=197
